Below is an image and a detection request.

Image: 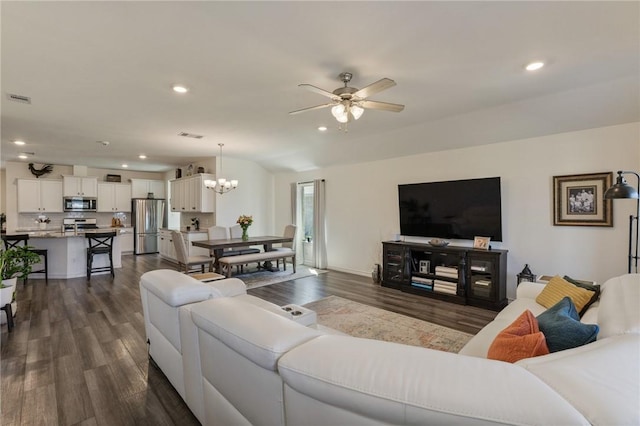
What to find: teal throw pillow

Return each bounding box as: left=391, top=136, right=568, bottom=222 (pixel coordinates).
left=563, top=275, right=600, bottom=317
left=537, top=297, right=599, bottom=353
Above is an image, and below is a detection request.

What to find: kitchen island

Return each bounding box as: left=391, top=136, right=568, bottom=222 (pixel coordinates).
left=16, top=230, right=124, bottom=279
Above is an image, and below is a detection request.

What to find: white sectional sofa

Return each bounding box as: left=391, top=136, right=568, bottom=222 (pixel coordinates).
left=139, top=270, right=640, bottom=425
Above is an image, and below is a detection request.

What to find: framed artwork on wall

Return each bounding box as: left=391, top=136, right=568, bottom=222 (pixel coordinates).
left=553, top=172, right=613, bottom=227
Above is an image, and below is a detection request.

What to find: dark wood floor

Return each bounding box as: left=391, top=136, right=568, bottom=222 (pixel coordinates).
left=1, top=255, right=497, bottom=425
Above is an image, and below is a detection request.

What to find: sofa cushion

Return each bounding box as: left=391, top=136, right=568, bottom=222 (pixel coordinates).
left=459, top=296, right=545, bottom=358
left=597, top=273, right=640, bottom=338
left=537, top=297, right=599, bottom=353
left=536, top=276, right=595, bottom=314
left=487, top=310, right=549, bottom=363
left=563, top=275, right=600, bottom=316
left=279, top=335, right=589, bottom=425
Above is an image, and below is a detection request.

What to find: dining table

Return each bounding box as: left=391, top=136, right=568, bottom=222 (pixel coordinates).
left=191, top=235, right=294, bottom=273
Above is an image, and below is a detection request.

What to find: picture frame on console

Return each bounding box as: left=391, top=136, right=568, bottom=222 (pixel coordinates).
left=473, top=236, right=491, bottom=250
left=553, top=172, right=613, bottom=227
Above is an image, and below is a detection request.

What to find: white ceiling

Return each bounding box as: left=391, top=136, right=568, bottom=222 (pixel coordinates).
left=2, top=1, right=638, bottom=173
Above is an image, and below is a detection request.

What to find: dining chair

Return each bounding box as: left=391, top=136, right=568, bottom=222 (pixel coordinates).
left=206, top=226, right=228, bottom=240
left=274, top=224, right=297, bottom=269
left=171, top=230, right=213, bottom=274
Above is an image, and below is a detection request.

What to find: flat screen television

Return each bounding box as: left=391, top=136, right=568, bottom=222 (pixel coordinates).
left=398, top=177, right=503, bottom=241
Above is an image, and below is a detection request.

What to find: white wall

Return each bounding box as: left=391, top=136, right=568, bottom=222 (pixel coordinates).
left=212, top=156, right=275, bottom=236
left=274, top=122, right=640, bottom=299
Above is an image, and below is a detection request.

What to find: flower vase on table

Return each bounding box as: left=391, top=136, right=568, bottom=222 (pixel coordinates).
left=237, top=214, right=253, bottom=242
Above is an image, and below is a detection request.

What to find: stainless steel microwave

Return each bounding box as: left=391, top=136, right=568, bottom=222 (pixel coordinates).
left=63, top=197, right=97, bottom=212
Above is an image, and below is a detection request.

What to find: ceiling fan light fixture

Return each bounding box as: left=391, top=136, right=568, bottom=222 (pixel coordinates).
left=351, top=105, right=364, bottom=120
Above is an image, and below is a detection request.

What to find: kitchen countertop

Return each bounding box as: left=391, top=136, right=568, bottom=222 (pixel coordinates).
left=160, top=227, right=207, bottom=235
left=14, top=226, right=133, bottom=238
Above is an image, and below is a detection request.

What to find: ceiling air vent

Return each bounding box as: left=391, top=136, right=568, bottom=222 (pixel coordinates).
left=178, top=132, right=204, bottom=139
left=7, top=93, right=32, bottom=104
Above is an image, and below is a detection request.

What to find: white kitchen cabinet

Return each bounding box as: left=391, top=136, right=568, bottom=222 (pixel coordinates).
left=131, top=179, right=165, bottom=199
left=63, top=176, right=98, bottom=197
left=97, top=183, right=131, bottom=212
left=17, top=179, right=63, bottom=213
left=159, top=229, right=177, bottom=262
left=118, top=227, right=134, bottom=254
left=169, top=174, right=215, bottom=213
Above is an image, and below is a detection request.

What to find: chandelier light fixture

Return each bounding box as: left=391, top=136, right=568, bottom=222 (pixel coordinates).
left=204, top=143, right=238, bottom=194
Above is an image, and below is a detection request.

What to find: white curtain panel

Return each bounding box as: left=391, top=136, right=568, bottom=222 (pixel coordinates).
left=313, top=179, right=327, bottom=269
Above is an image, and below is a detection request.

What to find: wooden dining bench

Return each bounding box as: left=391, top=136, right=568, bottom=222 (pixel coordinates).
left=217, top=250, right=296, bottom=277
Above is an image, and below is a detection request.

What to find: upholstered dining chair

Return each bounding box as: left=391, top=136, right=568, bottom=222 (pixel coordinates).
left=274, top=224, right=297, bottom=269
left=171, top=230, right=214, bottom=274
left=206, top=226, right=228, bottom=240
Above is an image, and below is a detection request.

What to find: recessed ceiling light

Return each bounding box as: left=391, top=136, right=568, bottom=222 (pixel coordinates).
left=173, top=85, right=188, bottom=93
left=318, top=126, right=328, bottom=132
left=96, top=140, right=110, bottom=146
left=122, top=164, right=129, bottom=168
left=139, top=154, right=147, bottom=159
left=13, top=140, right=25, bottom=145
left=525, top=61, right=545, bottom=71
left=18, top=153, right=29, bottom=159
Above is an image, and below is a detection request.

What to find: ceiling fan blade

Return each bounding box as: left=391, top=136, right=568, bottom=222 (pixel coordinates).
left=353, top=78, right=396, bottom=99
left=359, top=100, right=405, bottom=112
left=299, top=84, right=341, bottom=100
left=289, top=103, right=335, bottom=115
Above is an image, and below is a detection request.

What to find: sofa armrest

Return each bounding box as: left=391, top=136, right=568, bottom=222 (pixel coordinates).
left=140, top=269, right=216, bottom=307
left=205, top=277, right=247, bottom=297
left=516, top=281, right=547, bottom=300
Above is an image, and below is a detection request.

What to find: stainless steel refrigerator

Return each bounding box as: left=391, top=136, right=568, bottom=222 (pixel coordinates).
left=132, top=198, right=166, bottom=254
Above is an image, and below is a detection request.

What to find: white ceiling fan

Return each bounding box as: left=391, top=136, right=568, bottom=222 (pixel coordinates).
left=289, top=72, right=404, bottom=125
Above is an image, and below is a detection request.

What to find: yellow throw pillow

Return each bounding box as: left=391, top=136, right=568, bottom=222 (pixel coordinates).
left=536, top=275, right=595, bottom=313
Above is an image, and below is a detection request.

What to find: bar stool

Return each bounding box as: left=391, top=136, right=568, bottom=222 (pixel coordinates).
left=85, top=232, right=116, bottom=280
left=1, top=234, right=48, bottom=285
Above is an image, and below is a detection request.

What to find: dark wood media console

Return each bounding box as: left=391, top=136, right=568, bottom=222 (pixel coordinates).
left=382, top=241, right=508, bottom=311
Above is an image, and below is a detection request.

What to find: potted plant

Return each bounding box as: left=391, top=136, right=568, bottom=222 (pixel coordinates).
left=0, top=246, right=41, bottom=306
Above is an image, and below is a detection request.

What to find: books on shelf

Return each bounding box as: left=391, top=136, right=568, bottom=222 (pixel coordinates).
left=475, top=279, right=492, bottom=287
left=470, top=265, right=488, bottom=272
left=434, top=279, right=457, bottom=295
left=435, top=266, right=457, bottom=274
left=411, top=281, right=433, bottom=291
left=411, top=276, right=432, bottom=284
left=434, top=285, right=457, bottom=295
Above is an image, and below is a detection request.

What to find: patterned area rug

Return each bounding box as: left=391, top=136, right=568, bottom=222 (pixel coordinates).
left=304, top=296, right=472, bottom=353
left=235, top=265, right=326, bottom=289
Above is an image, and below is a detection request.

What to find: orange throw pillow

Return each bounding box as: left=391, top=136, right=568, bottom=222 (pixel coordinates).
left=487, top=310, right=550, bottom=363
